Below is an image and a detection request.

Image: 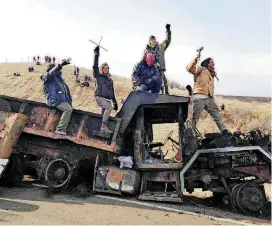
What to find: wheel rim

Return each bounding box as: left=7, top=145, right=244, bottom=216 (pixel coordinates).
left=44, top=159, right=70, bottom=188
left=236, top=183, right=266, bottom=216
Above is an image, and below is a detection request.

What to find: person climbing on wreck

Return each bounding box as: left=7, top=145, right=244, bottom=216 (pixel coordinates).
left=132, top=53, right=162, bottom=94
left=93, top=46, right=118, bottom=134
left=40, top=59, right=73, bottom=135
left=186, top=52, right=231, bottom=135
left=142, top=24, right=172, bottom=94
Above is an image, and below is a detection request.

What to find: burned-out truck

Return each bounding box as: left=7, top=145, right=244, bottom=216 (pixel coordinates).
left=0, top=91, right=271, bottom=216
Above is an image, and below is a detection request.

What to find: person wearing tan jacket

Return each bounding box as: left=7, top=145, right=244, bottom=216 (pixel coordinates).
left=186, top=53, right=230, bottom=135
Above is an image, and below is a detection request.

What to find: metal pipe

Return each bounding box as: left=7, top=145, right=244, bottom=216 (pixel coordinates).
left=88, top=39, right=108, bottom=52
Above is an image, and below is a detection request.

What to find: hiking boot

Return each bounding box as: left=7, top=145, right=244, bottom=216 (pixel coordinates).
left=164, top=86, right=169, bottom=95
left=222, top=129, right=232, bottom=136
left=55, top=130, right=67, bottom=135
left=100, top=123, right=113, bottom=133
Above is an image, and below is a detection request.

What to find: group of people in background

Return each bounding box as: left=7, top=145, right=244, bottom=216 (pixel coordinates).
left=45, top=56, right=56, bottom=64
left=40, top=23, right=231, bottom=136
left=32, top=55, right=56, bottom=64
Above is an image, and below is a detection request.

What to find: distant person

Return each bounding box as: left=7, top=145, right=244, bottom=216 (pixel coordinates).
left=132, top=53, right=161, bottom=94
left=186, top=51, right=230, bottom=135
left=33, top=56, right=36, bottom=63
left=13, top=72, right=20, bottom=76
left=53, top=56, right=56, bottom=64
left=93, top=46, right=118, bottom=133
left=142, top=24, right=172, bottom=94
left=48, top=56, right=52, bottom=63
left=36, top=61, right=41, bottom=65
left=81, top=75, right=90, bottom=87
left=37, top=55, right=40, bottom=62
left=40, top=59, right=73, bottom=135
left=74, top=65, right=78, bottom=82
left=28, top=66, right=34, bottom=72
left=74, top=64, right=76, bottom=75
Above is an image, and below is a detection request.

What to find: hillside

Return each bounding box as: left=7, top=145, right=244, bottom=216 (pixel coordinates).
left=0, top=62, right=270, bottom=137
left=216, top=94, right=271, bottom=103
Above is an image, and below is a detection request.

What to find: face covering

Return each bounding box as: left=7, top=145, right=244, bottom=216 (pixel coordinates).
left=146, top=53, right=155, bottom=66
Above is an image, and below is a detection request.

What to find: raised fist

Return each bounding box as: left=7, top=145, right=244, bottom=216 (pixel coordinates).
left=94, top=46, right=100, bottom=54
left=61, top=58, right=71, bottom=66
left=195, top=52, right=201, bottom=60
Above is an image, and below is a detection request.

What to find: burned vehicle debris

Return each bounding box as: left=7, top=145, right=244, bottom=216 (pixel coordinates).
left=0, top=91, right=271, bottom=217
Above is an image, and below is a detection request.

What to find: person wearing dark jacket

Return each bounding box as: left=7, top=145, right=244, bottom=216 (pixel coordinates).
left=132, top=53, right=162, bottom=93
left=40, top=59, right=73, bottom=135
left=93, top=46, right=118, bottom=134
left=142, top=24, right=172, bottom=94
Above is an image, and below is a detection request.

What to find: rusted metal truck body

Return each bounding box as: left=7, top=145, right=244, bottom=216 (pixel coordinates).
left=0, top=91, right=271, bottom=216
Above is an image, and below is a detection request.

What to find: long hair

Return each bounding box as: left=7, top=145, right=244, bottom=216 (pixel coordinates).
left=201, top=57, right=218, bottom=79
left=99, top=62, right=110, bottom=75
left=200, top=58, right=212, bottom=68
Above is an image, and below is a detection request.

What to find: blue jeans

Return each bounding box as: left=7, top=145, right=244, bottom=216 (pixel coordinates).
left=136, top=79, right=162, bottom=94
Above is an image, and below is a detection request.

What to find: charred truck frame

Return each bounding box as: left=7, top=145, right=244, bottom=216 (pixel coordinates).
left=0, top=91, right=271, bottom=216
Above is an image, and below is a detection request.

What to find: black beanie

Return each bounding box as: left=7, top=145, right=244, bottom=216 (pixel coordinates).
left=47, top=63, right=56, bottom=72
left=149, top=35, right=156, bottom=42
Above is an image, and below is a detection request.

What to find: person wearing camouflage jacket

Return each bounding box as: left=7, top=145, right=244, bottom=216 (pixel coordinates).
left=143, top=24, right=172, bottom=94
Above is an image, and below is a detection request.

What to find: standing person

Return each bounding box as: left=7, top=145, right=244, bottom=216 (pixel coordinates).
left=143, top=24, right=172, bottom=94
left=37, top=55, right=40, bottom=62
left=93, top=46, right=118, bottom=133
left=53, top=56, right=56, bottom=64
left=33, top=56, right=36, bottom=63
left=74, top=64, right=79, bottom=82
left=186, top=52, right=230, bottom=135
left=40, top=59, right=73, bottom=135
left=132, top=53, right=161, bottom=93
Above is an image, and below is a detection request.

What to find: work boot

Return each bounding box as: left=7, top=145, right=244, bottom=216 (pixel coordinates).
left=222, top=129, right=232, bottom=136
left=100, top=123, right=113, bottom=133
left=55, top=129, right=67, bottom=135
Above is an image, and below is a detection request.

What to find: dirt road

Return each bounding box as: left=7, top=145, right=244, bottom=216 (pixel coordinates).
left=0, top=185, right=270, bottom=225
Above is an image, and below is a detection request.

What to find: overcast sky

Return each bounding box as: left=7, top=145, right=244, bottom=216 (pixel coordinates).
left=0, top=0, right=271, bottom=97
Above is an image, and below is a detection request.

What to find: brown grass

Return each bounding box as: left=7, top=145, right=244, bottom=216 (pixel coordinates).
left=0, top=62, right=270, bottom=140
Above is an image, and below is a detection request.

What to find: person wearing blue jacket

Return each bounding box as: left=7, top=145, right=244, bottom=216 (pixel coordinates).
left=40, top=59, right=73, bottom=135
left=132, top=53, right=162, bottom=93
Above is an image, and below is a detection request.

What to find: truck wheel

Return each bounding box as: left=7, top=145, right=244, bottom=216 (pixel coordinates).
left=235, top=182, right=266, bottom=217
left=44, top=159, right=70, bottom=188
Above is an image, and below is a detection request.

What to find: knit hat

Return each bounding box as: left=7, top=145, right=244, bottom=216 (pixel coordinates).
left=149, top=35, right=156, bottom=42
left=47, top=63, right=56, bottom=72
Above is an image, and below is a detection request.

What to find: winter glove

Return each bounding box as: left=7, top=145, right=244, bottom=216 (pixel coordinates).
left=94, top=46, right=100, bottom=55
left=166, top=24, right=171, bottom=31
left=60, top=58, right=71, bottom=67
left=113, top=102, right=118, bottom=111
left=145, top=78, right=153, bottom=85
